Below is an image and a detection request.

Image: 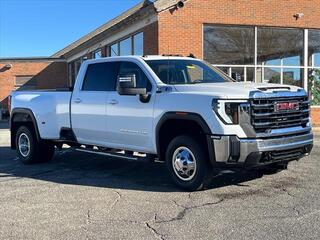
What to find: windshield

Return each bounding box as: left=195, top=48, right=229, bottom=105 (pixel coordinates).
left=145, top=59, right=233, bottom=85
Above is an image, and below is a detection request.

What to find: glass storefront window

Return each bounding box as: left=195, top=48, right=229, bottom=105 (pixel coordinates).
left=246, top=68, right=255, bottom=82
left=120, top=37, right=132, bottom=56
left=110, top=43, right=119, bottom=56
left=231, top=67, right=244, bottom=82
left=217, top=67, right=254, bottom=82
left=283, top=56, right=302, bottom=66
left=283, top=68, right=302, bottom=87
left=204, top=25, right=255, bottom=65
left=309, top=30, right=320, bottom=67
left=308, top=69, right=320, bottom=105
left=109, top=32, right=144, bottom=57
left=315, top=54, right=320, bottom=67
left=94, top=49, right=102, bottom=59
left=133, top=32, right=144, bottom=55
left=265, top=59, right=281, bottom=66
left=256, top=67, right=281, bottom=84
left=203, top=25, right=320, bottom=104
left=258, top=27, right=303, bottom=66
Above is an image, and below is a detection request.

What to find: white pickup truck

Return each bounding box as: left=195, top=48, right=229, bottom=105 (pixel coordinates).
left=10, top=56, right=313, bottom=190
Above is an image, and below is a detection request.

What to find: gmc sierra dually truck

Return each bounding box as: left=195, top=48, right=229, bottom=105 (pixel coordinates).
left=10, top=56, right=313, bottom=190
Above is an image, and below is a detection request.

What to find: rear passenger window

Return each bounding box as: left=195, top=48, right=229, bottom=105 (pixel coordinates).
left=118, top=62, right=152, bottom=92
left=82, top=62, right=120, bottom=91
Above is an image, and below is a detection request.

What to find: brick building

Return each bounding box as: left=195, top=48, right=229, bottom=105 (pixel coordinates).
left=1, top=0, right=319, bottom=122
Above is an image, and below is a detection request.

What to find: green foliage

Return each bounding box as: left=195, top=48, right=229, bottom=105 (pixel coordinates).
left=309, top=69, right=320, bottom=106
left=269, top=75, right=301, bottom=87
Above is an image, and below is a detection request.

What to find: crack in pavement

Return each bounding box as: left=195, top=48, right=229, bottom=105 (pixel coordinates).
left=107, top=190, right=122, bottom=213
left=86, top=209, right=91, bottom=224
left=282, top=188, right=296, bottom=198
left=143, top=199, right=224, bottom=239
left=145, top=214, right=166, bottom=240
left=156, top=198, right=224, bottom=224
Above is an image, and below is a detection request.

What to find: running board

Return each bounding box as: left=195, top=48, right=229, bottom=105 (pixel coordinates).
left=75, top=148, right=141, bottom=161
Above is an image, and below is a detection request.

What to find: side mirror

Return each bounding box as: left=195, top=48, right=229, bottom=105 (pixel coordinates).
left=117, top=73, right=147, bottom=95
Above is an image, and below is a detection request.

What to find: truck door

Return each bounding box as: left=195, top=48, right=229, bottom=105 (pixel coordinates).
left=71, top=61, right=120, bottom=145
left=106, top=61, right=155, bottom=152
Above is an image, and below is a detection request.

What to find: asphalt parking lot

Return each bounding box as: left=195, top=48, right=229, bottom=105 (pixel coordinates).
left=0, top=121, right=319, bottom=240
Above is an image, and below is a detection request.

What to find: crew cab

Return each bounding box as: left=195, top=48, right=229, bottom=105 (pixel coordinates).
left=10, top=56, right=313, bottom=190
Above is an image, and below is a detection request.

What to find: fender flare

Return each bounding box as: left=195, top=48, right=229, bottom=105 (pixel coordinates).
left=155, top=112, right=215, bottom=163
left=10, top=108, right=41, bottom=149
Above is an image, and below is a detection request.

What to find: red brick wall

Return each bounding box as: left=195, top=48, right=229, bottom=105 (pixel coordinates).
left=143, top=21, right=159, bottom=55
left=0, top=61, right=68, bottom=110
left=157, top=0, right=320, bottom=58
left=311, top=107, right=320, bottom=126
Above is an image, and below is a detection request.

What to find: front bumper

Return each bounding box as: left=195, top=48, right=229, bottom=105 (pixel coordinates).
left=211, top=132, right=313, bottom=166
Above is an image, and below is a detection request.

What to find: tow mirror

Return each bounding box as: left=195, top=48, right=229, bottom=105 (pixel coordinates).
left=117, top=73, right=147, bottom=96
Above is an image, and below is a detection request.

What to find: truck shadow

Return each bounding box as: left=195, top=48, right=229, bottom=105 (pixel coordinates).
left=0, top=147, right=280, bottom=192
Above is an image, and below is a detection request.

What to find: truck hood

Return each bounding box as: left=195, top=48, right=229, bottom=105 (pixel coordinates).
left=172, top=82, right=303, bottom=99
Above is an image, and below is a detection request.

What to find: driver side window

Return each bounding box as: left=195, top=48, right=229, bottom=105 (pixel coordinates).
left=118, top=62, right=152, bottom=92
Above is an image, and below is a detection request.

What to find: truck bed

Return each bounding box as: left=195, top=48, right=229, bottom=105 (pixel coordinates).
left=11, top=90, right=72, bottom=140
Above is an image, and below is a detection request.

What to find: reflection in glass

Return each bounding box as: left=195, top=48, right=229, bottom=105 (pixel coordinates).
left=110, top=43, right=118, bottom=56
left=120, top=37, right=132, bottom=56
left=217, top=67, right=229, bottom=75
left=94, top=50, right=102, bottom=59
left=258, top=27, right=303, bottom=66
left=246, top=68, right=254, bottom=82
left=134, top=33, right=144, bottom=55
left=204, top=25, right=255, bottom=65
left=283, top=56, right=301, bottom=66
left=314, top=53, right=320, bottom=67
left=309, top=30, right=320, bottom=67
left=283, top=68, right=302, bottom=87
left=265, top=59, right=281, bottom=66
left=308, top=69, right=320, bottom=105
left=231, top=68, right=244, bottom=82
left=256, top=67, right=281, bottom=84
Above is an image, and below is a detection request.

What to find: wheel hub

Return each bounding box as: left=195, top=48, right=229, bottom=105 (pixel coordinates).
left=172, top=147, right=197, bottom=181
left=18, top=133, right=30, bottom=157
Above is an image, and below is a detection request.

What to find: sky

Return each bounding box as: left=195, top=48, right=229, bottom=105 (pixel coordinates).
left=0, top=0, right=143, bottom=57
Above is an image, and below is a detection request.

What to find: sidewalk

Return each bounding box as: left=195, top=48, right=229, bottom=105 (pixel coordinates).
left=313, top=126, right=320, bottom=135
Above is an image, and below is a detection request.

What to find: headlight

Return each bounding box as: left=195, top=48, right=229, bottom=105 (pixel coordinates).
left=212, top=99, right=250, bottom=125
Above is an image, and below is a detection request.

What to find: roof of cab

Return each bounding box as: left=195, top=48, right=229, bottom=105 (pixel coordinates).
left=83, top=55, right=197, bottom=64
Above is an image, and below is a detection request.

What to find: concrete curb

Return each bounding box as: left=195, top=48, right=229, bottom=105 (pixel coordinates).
left=313, top=126, right=320, bottom=133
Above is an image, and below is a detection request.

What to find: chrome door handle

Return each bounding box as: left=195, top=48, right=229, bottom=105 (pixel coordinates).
left=108, top=99, right=119, bottom=105
left=74, top=98, right=82, bottom=104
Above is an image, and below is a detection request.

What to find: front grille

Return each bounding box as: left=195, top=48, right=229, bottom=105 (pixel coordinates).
left=251, top=96, right=310, bottom=133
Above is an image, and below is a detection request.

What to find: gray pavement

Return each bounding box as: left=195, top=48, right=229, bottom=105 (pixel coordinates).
left=0, top=123, right=319, bottom=240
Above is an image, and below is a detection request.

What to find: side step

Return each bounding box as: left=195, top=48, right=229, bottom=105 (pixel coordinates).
left=74, top=147, right=156, bottom=162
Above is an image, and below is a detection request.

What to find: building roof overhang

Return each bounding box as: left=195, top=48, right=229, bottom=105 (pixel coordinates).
left=50, top=0, right=186, bottom=59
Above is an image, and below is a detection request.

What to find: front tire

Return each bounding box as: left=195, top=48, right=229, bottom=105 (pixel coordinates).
left=165, top=135, right=211, bottom=191
left=16, top=126, right=55, bottom=164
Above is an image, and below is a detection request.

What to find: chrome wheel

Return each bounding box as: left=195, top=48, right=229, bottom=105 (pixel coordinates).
left=18, top=133, right=30, bottom=157
left=172, top=146, right=197, bottom=181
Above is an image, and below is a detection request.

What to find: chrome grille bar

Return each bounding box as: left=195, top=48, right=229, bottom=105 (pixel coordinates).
left=250, top=96, right=310, bottom=133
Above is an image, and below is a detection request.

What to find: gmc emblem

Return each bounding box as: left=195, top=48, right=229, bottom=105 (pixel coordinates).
left=274, top=102, right=300, bottom=112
